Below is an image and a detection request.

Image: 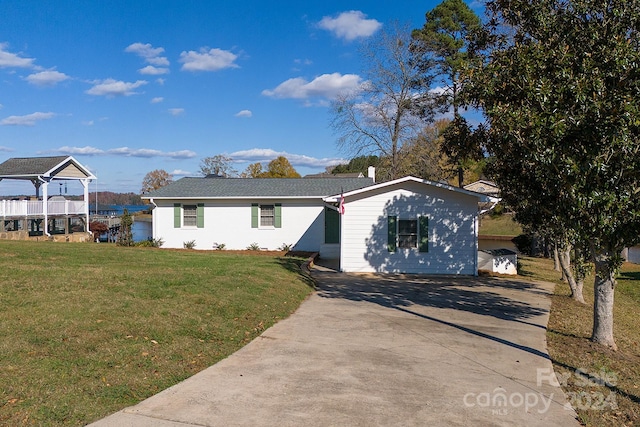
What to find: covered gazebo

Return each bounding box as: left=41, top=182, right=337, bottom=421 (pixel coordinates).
left=0, top=156, right=96, bottom=239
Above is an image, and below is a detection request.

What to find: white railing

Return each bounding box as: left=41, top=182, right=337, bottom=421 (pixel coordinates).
left=0, top=200, right=87, bottom=218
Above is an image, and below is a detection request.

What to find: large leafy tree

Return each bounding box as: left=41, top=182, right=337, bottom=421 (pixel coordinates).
left=440, top=115, right=485, bottom=186
left=473, top=0, right=640, bottom=348
left=141, top=169, right=173, bottom=193
left=240, top=156, right=301, bottom=178
left=412, top=0, right=484, bottom=187
left=330, top=23, right=435, bottom=180
left=412, top=0, right=482, bottom=115
left=263, top=156, right=301, bottom=178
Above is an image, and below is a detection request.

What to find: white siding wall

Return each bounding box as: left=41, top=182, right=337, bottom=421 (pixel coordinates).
left=340, top=181, right=479, bottom=275
left=152, top=199, right=325, bottom=251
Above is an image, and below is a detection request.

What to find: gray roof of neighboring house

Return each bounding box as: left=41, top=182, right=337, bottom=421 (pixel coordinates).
left=0, top=156, right=70, bottom=177
left=144, top=176, right=375, bottom=199
left=303, top=172, right=364, bottom=178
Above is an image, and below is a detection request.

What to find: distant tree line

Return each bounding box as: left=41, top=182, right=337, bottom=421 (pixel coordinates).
left=61, top=191, right=143, bottom=205
left=88, top=192, right=143, bottom=205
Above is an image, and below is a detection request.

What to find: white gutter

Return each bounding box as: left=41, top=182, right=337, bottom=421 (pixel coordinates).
left=149, top=198, right=157, bottom=241
left=479, top=197, right=501, bottom=215
left=141, top=195, right=328, bottom=201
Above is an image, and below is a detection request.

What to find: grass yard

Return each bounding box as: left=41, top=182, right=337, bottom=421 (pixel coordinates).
left=519, top=256, right=640, bottom=426
left=0, top=241, right=313, bottom=426
left=478, top=213, right=523, bottom=236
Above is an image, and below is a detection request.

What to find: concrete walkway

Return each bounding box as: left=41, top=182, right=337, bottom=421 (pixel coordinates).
left=89, top=269, right=578, bottom=426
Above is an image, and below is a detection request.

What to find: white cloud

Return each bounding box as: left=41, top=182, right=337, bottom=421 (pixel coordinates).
left=170, top=169, right=192, bottom=176
left=235, top=109, right=252, bottom=118
left=0, top=146, right=13, bottom=152
left=229, top=148, right=346, bottom=168
left=318, top=11, right=382, bottom=41
left=151, top=97, right=164, bottom=103
left=25, top=70, right=70, bottom=86
left=0, top=43, right=36, bottom=68
left=125, top=42, right=169, bottom=66
left=168, top=108, right=185, bottom=116
left=85, top=79, right=148, bottom=97
left=262, top=73, right=362, bottom=100
left=0, top=111, right=55, bottom=126
left=51, top=145, right=196, bottom=159
left=55, top=145, right=105, bottom=155
left=138, top=65, right=169, bottom=75
left=179, top=47, right=239, bottom=72
left=156, top=78, right=166, bottom=85
left=82, top=120, right=94, bottom=126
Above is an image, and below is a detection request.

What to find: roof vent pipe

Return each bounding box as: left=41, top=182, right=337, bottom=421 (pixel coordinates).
left=367, top=166, right=375, bottom=183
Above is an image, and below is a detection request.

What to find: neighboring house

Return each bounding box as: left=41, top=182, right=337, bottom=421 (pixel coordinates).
left=463, top=180, right=500, bottom=197
left=304, top=172, right=365, bottom=178
left=465, top=179, right=503, bottom=217
left=144, top=174, right=495, bottom=275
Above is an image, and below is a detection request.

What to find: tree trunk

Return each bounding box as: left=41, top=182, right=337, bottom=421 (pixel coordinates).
left=558, top=247, right=586, bottom=303
left=575, top=277, right=585, bottom=305
left=553, top=243, right=560, bottom=271
left=591, top=249, right=617, bottom=350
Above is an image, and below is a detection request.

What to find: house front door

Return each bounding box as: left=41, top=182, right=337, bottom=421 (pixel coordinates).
left=324, top=207, right=339, bottom=244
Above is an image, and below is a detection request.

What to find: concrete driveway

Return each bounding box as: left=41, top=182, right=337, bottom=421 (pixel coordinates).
left=90, top=268, right=578, bottom=427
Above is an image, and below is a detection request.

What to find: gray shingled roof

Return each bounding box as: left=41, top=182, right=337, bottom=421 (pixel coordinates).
left=0, top=156, right=70, bottom=177
left=144, top=177, right=375, bottom=199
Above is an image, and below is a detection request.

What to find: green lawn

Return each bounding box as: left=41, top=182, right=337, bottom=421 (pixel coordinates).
left=519, top=256, right=640, bottom=426
left=478, top=213, right=523, bottom=236
left=0, top=241, right=313, bottom=426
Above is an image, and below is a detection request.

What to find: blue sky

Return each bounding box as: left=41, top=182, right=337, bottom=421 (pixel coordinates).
left=0, top=0, right=484, bottom=196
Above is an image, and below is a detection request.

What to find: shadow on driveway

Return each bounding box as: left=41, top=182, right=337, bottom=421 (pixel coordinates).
left=90, top=267, right=578, bottom=427
left=314, top=271, right=552, bottom=360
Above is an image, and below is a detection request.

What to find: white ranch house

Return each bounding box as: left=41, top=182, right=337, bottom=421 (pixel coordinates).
left=144, top=173, right=496, bottom=275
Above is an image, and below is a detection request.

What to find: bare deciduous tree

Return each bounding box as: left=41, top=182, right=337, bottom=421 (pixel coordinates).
left=330, top=23, right=435, bottom=181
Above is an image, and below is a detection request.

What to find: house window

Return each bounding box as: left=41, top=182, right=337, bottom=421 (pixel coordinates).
left=183, top=205, right=197, bottom=226
left=251, top=203, right=282, bottom=228
left=174, top=203, right=204, bottom=228
left=398, top=219, right=417, bottom=248
left=260, top=205, right=275, bottom=227
left=388, top=215, right=429, bottom=252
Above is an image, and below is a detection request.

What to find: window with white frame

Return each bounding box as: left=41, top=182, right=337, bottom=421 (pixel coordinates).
left=183, top=205, right=197, bottom=226
left=251, top=203, right=281, bottom=228
left=260, top=205, right=275, bottom=227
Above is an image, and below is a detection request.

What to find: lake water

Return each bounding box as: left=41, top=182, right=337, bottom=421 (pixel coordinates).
left=132, top=220, right=152, bottom=242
